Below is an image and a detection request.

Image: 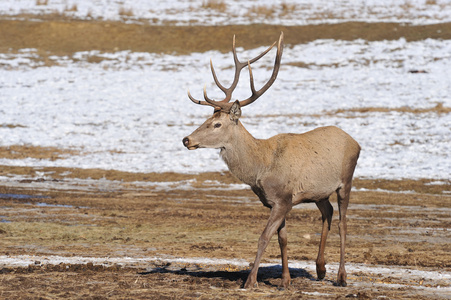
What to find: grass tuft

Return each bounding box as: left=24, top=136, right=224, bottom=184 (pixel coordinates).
left=246, top=2, right=297, bottom=19
left=246, top=5, right=276, bottom=18
left=119, top=6, right=134, bottom=17
left=36, top=0, right=48, bottom=5
left=202, top=0, right=227, bottom=12
left=65, top=4, right=78, bottom=12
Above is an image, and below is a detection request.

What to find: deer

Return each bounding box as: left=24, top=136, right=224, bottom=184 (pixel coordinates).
left=182, top=32, right=360, bottom=289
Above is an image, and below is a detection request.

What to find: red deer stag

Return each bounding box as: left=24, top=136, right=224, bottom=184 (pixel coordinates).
left=182, top=32, right=360, bottom=288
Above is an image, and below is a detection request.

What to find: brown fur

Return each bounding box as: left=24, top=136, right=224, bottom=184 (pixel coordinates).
left=183, top=104, right=360, bottom=288
left=183, top=32, right=359, bottom=288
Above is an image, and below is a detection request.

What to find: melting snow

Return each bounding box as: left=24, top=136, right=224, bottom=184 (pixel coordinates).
left=1, top=39, right=450, bottom=180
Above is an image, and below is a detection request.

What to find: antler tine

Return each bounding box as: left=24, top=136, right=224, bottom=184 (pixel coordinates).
left=203, top=84, right=221, bottom=106
left=240, top=32, right=284, bottom=108
left=209, top=59, right=227, bottom=93
left=210, top=34, right=279, bottom=104
left=248, top=40, right=277, bottom=64
left=199, top=35, right=247, bottom=106
left=187, top=89, right=210, bottom=106
left=222, top=35, right=276, bottom=103
left=187, top=32, right=283, bottom=112
left=187, top=58, right=229, bottom=107
left=188, top=86, right=231, bottom=111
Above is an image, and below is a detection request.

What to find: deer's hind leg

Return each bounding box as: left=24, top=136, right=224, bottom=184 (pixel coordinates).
left=336, top=149, right=359, bottom=287
left=336, top=181, right=352, bottom=287
left=315, top=197, right=333, bottom=280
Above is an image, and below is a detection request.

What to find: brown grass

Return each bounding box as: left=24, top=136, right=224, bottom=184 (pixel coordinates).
left=0, top=15, right=449, bottom=299
left=0, top=145, right=80, bottom=161
left=0, top=164, right=449, bottom=195
left=280, top=2, right=297, bottom=16
left=35, top=0, right=48, bottom=5
left=0, top=123, right=26, bottom=129
left=0, top=169, right=449, bottom=299
left=202, top=0, right=227, bottom=12
left=245, top=2, right=297, bottom=19
left=256, top=102, right=450, bottom=122
left=118, top=6, right=134, bottom=17
left=332, top=102, right=451, bottom=115
left=246, top=5, right=276, bottom=18
left=64, top=4, right=78, bottom=12
left=1, top=18, right=450, bottom=57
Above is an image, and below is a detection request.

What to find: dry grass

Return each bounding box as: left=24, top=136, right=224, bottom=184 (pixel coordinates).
left=0, top=170, right=449, bottom=299
left=257, top=102, right=450, bottom=124
left=246, top=5, right=276, bottom=18
left=332, top=102, right=451, bottom=115
left=0, top=145, right=80, bottom=161
left=245, top=2, right=297, bottom=19
left=202, top=0, right=227, bottom=13
left=0, top=123, right=26, bottom=129
left=280, top=2, right=297, bottom=16
left=118, top=6, right=134, bottom=17
left=1, top=18, right=451, bottom=57
left=64, top=4, right=78, bottom=12
left=400, top=0, right=415, bottom=11
left=35, top=0, right=48, bottom=5
left=0, top=14, right=450, bottom=299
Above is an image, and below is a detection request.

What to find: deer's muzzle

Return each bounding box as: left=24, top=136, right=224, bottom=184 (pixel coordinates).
left=182, top=137, right=199, bottom=150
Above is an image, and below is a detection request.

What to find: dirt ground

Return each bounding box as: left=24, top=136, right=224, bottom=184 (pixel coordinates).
left=1, top=14, right=451, bottom=299
left=0, top=165, right=450, bottom=299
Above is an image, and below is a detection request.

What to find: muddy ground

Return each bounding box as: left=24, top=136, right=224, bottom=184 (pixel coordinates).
left=0, top=165, right=450, bottom=299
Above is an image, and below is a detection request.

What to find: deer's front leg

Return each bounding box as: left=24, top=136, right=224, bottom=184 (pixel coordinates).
left=244, top=205, right=289, bottom=289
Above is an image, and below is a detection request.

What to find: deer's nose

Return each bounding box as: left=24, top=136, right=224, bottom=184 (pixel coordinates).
left=182, top=137, right=190, bottom=147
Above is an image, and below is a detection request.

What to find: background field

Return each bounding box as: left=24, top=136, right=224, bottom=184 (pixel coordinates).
left=0, top=1, right=450, bottom=299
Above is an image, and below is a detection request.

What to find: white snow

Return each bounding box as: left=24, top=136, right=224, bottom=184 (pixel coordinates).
left=1, top=39, right=450, bottom=180
left=1, top=0, right=451, bottom=25
left=0, top=1, right=450, bottom=181
left=0, top=254, right=449, bottom=294
left=1, top=254, right=449, bottom=282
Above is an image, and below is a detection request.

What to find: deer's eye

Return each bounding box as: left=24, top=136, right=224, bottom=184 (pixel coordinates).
left=214, top=123, right=222, bottom=128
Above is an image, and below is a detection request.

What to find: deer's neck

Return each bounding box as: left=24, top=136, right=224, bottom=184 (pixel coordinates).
left=220, top=122, right=271, bottom=186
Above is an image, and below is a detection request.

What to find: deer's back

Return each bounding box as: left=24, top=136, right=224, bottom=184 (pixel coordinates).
left=256, top=126, right=360, bottom=202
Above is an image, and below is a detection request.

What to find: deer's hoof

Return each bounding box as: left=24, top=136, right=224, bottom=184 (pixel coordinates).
left=316, top=262, right=326, bottom=280
left=336, top=280, right=347, bottom=287
left=317, top=270, right=326, bottom=280
left=336, top=274, right=347, bottom=287
left=279, top=278, right=291, bottom=289
left=243, top=279, right=258, bottom=289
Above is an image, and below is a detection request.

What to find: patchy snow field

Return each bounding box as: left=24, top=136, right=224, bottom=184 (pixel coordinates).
left=1, top=3, right=450, bottom=299
left=1, top=0, right=451, bottom=25
left=0, top=0, right=450, bottom=181
left=1, top=39, right=450, bottom=180
left=1, top=254, right=450, bottom=293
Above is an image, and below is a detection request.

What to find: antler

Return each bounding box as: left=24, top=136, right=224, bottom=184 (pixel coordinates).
left=188, top=32, right=284, bottom=112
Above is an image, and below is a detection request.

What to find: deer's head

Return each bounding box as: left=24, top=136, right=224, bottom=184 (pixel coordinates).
left=183, top=32, right=284, bottom=150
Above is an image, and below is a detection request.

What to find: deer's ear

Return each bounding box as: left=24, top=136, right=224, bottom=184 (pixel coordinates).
left=229, top=100, right=241, bottom=123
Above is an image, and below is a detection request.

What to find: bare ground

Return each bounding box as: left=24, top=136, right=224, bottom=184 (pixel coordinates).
left=0, top=165, right=450, bottom=299
left=1, top=16, right=451, bottom=299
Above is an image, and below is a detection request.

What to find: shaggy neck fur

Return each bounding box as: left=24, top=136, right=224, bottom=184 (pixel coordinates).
left=220, top=122, right=271, bottom=186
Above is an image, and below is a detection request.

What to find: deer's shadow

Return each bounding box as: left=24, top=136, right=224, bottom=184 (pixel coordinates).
left=139, top=264, right=319, bottom=288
